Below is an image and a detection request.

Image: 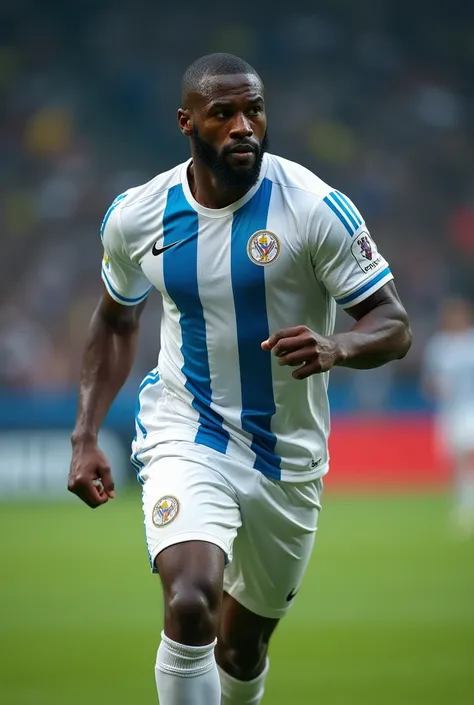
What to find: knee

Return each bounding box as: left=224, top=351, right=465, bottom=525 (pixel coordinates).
left=166, top=580, right=221, bottom=645
left=217, top=633, right=268, bottom=681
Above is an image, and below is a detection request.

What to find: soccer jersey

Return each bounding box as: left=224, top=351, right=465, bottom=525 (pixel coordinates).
left=101, top=153, right=393, bottom=481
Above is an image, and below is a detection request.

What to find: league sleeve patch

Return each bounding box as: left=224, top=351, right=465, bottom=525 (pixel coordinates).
left=351, top=232, right=382, bottom=273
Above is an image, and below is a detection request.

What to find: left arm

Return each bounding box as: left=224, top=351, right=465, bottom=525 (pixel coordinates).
left=261, top=281, right=411, bottom=379
left=329, top=280, right=412, bottom=369
left=263, top=189, right=413, bottom=379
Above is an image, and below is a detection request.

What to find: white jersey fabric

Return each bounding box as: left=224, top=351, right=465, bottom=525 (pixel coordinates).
left=101, top=153, right=393, bottom=481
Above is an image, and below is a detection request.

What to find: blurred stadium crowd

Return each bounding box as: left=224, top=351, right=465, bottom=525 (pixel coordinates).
left=1, top=0, right=473, bottom=404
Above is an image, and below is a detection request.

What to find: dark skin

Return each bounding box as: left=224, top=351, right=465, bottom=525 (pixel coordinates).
left=178, top=73, right=267, bottom=208
left=69, top=72, right=412, bottom=681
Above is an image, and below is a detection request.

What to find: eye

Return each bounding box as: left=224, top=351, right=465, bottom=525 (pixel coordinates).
left=248, top=106, right=263, bottom=116
left=214, top=108, right=232, bottom=119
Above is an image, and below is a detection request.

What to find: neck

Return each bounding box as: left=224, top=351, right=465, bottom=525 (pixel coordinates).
left=187, top=156, right=258, bottom=209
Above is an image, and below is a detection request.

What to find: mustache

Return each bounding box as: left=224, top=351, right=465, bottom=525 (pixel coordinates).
left=224, top=140, right=259, bottom=154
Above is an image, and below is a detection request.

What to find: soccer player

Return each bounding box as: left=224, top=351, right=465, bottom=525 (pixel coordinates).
left=68, top=53, right=411, bottom=705
left=423, top=297, right=474, bottom=535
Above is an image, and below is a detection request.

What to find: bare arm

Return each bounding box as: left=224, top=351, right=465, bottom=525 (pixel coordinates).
left=262, top=282, right=411, bottom=379
left=329, top=281, right=412, bottom=370
left=68, top=289, right=146, bottom=507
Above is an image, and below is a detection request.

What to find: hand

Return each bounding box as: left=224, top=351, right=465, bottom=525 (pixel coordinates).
left=68, top=439, right=115, bottom=508
left=261, top=325, right=342, bottom=380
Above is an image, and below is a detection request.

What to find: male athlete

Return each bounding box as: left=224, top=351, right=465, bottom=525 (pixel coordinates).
left=68, top=53, right=412, bottom=705
left=423, top=297, right=474, bottom=535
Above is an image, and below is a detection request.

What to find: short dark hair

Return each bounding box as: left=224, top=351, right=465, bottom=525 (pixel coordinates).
left=181, top=52, right=262, bottom=107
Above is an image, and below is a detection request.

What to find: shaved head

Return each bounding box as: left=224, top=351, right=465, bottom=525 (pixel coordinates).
left=181, top=52, right=263, bottom=108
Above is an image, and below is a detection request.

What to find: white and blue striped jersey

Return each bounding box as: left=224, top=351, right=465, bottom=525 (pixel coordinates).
left=101, top=153, right=393, bottom=481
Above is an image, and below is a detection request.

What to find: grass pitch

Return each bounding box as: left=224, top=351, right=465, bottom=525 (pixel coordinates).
left=1, top=489, right=473, bottom=705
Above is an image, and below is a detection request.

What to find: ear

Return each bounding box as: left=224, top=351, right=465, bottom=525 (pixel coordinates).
left=177, top=108, right=193, bottom=137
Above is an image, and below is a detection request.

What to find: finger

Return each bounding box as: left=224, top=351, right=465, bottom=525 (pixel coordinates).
left=98, top=466, right=116, bottom=499
left=277, top=346, right=315, bottom=367
left=72, top=480, right=109, bottom=509
left=262, top=326, right=307, bottom=351
left=292, top=361, right=322, bottom=380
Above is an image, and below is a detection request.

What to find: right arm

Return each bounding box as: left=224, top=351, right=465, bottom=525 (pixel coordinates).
left=68, top=292, right=146, bottom=508
left=69, top=192, right=151, bottom=508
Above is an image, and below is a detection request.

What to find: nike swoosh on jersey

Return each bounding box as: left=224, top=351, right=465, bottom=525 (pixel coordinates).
left=152, top=240, right=182, bottom=256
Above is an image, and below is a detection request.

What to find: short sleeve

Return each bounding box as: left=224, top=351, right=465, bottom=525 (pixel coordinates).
left=309, top=190, right=393, bottom=308
left=100, top=193, right=152, bottom=306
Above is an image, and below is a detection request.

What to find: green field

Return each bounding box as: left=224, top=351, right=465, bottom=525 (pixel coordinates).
left=1, top=490, right=473, bottom=705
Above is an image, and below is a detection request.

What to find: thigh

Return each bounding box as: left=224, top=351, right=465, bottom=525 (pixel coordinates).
left=224, top=475, right=323, bottom=618
left=139, top=441, right=242, bottom=572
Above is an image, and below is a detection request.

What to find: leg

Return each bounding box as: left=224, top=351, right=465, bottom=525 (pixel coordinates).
left=138, top=442, right=241, bottom=705
left=158, top=540, right=225, bottom=645
left=154, top=542, right=224, bottom=705
left=217, top=592, right=278, bottom=679
left=217, top=474, right=323, bottom=704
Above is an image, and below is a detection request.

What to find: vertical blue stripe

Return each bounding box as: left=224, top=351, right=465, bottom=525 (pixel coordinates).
left=336, top=191, right=363, bottom=225
left=135, top=371, right=160, bottom=438
left=231, top=178, right=281, bottom=479
left=330, top=191, right=361, bottom=230
left=162, top=184, right=229, bottom=454
left=323, top=196, right=353, bottom=236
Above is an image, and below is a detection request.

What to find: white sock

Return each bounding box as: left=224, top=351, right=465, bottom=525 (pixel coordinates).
left=155, top=631, right=221, bottom=705
left=218, top=658, right=269, bottom=705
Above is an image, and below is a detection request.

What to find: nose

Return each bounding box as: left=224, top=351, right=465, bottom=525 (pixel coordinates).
left=229, top=112, right=253, bottom=138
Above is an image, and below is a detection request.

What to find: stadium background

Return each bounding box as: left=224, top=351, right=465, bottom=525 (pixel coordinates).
left=1, top=1, right=473, bottom=703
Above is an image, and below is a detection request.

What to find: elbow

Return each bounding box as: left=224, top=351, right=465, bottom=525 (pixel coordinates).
left=395, top=314, right=412, bottom=360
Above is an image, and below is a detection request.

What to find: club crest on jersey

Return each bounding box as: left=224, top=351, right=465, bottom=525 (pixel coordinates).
left=358, top=235, right=373, bottom=260
left=152, top=496, right=180, bottom=528
left=351, top=231, right=382, bottom=273
left=247, top=230, right=280, bottom=266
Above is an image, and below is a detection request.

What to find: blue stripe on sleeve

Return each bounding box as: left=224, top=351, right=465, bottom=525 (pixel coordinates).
left=102, top=266, right=152, bottom=304
left=231, top=178, right=281, bottom=480
left=336, top=267, right=392, bottom=305
left=162, top=184, right=229, bottom=454
left=323, top=195, right=354, bottom=236
left=330, top=191, right=362, bottom=230
left=335, top=191, right=363, bottom=225
left=100, top=193, right=128, bottom=239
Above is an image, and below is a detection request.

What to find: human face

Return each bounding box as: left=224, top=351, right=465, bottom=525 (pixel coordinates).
left=179, top=73, right=268, bottom=190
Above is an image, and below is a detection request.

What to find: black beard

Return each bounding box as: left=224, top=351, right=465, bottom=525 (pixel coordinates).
left=191, top=128, right=269, bottom=191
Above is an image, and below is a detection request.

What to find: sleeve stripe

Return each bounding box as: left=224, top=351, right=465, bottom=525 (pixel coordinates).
left=323, top=195, right=354, bottom=236
left=100, top=193, right=128, bottom=239
left=335, top=267, right=392, bottom=306
left=335, top=191, right=363, bottom=225
left=101, top=266, right=151, bottom=304
left=331, top=191, right=361, bottom=231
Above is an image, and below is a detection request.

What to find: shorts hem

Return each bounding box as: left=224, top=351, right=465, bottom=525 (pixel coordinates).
left=150, top=532, right=231, bottom=573
left=224, top=586, right=293, bottom=620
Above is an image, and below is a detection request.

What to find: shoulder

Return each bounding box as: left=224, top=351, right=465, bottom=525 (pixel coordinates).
left=265, top=154, right=332, bottom=201
left=119, top=162, right=185, bottom=214
left=265, top=154, right=362, bottom=232
left=107, top=161, right=186, bottom=243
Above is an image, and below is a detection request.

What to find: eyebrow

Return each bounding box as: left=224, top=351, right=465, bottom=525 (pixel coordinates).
left=209, top=96, right=264, bottom=109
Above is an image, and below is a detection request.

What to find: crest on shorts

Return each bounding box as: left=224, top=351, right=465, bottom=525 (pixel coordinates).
left=152, top=496, right=180, bottom=527
left=247, top=230, right=280, bottom=266
left=103, top=251, right=111, bottom=270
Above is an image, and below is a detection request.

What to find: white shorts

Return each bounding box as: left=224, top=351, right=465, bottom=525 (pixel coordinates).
left=138, top=441, right=323, bottom=619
